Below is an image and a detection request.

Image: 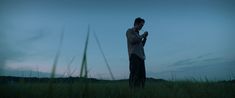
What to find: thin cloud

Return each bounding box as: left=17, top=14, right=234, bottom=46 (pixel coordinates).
left=167, top=53, right=220, bottom=67
left=24, top=31, right=46, bottom=42
left=0, top=32, right=11, bottom=71
left=0, top=31, right=25, bottom=73
left=149, top=58, right=235, bottom=80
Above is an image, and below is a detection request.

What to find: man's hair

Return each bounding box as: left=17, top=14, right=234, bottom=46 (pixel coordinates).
left=134, top=17, right=145, bottom=26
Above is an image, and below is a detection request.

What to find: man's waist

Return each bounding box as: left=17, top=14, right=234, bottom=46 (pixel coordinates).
left=129, top=52, right=145, bottom=60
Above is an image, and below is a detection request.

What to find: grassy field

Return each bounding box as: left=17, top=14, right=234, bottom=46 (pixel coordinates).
left=0, top=77, right=235, bottom=98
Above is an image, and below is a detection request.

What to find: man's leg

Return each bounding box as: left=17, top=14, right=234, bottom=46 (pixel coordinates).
left=135, top=56, right=146, bottom=88
left=129, top=54, right=139, bottom=88
left=131, top=54, right=146, bottom=88
left=129, top=54, right=135, bottom=88
left=129, top=63, right=133, bottom=88
left=140, top=60, right=146, bottom=88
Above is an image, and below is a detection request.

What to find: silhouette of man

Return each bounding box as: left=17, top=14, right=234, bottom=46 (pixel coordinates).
left=126, top=17, right=148, bottom=88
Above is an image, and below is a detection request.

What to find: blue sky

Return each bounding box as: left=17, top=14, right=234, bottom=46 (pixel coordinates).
left=0, top=0, right=235, bottom=80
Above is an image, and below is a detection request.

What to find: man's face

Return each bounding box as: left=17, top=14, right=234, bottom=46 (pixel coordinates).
left=136, top=21, right=144, bottom=31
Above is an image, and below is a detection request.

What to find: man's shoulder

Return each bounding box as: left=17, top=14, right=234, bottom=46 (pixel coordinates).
left=126, top=28, right=134, bottom=33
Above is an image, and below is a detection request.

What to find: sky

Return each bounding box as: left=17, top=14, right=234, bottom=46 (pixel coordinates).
left=0, top=0, right=235, bottom=80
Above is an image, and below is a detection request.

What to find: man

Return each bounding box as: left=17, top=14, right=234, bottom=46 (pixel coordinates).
left=126, top=17, right=148, bottom=88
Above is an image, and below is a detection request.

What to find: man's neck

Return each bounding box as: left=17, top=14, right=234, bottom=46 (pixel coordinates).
left=133, top=27, right=139, bottom=33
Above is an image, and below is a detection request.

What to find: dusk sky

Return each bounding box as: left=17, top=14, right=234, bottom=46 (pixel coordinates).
left=0, top=0, right=235, bottom=80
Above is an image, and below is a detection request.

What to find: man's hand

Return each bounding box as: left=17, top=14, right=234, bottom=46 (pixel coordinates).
left=143, top=31, right=148, bottom=38
left=142, top=31, right=148, bottom=46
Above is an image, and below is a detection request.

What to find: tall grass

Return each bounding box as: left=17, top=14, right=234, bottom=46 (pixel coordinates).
left=94, top=32, right=115, bottom=80
left=63, top=56, right=76, bottom=77
left=1, top=79, right=235, bottom=98
left=47, top=26, right=91, bottom=97
left=50, top=29, right=64, bottom=78
left=77, top=25, right=91, bottom=98
left=48, top=29, right=64, bottom=97
left=79, top=26, right=90, bottom=78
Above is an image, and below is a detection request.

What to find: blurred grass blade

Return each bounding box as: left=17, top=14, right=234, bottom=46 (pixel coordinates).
left=70, top=65, right=78, bottom=76
left=48, top=29, right=64, bottom=97
left=79, top=25, right=90, bottom=78
left=51, top=29, right=64, bottom=78
left=93, top=32, right=115, bottom=80
left=63, top=56, right=76, bottom=77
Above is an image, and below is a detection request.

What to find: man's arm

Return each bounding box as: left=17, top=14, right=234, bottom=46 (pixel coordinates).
left=141, top=31, right=148, bottom=46
left=142, top=37, right=147, bottom=46
left=126, top=29, right=143, bottom=44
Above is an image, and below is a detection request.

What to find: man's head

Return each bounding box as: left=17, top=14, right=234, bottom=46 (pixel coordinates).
left=134, top=17, right=145, bottom=31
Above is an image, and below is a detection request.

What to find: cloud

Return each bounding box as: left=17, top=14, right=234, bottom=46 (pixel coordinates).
left=150, top=53, right=235, bottom=80
left=176, top=59, right=235, bottom=80
left=167, top=53, right=222, bottom=67
left=2, top=67, right=62, bottom=77
left=168, top=58, right=196, bottom=67
left=149, top=60, right=235, bottom=80
left=23, top=31, right=46, bottom=42
left=0, top=32, right=12, bottom=73
left=0, top=32, right=9, bottom=71
left=0, top=31, right=25, bottom=73
left=0, top=26, right=48, bottom=72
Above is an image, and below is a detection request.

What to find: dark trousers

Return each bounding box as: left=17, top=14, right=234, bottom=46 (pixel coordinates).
left=129, top=54, right=146, bottom=88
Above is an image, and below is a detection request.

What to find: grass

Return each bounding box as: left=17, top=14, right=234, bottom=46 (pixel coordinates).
left=48, top=28, right=65, bottom=97
left=51, top=29, right=64, bottom=79
left=94, top=32, right=115, bottom=80
left=0, top=78, right=235, bottom=98
left=79, top=26, right=90, bottom=78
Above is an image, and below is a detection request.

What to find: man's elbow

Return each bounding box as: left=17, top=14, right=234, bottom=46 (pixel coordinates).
left=131, top=39, right=141, bottom=44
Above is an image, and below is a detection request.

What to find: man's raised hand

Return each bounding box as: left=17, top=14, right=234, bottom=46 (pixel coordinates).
left=144, top=31, right=148, bottom=38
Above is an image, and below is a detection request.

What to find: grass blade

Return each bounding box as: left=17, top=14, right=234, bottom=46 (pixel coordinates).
left=79, top=25, right=90, bottom=78
left=50, top=29, right=64, bottom=78
left=93, top=32, right=115, bottom=80
left=63, top=56, right=76, bottom=77
left=48, top=29, right=64, bottom=97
